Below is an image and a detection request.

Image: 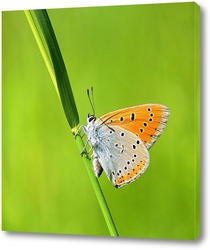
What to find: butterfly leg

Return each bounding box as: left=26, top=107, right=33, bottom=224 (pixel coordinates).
left=74, top=125, right=86, bottom=139
left=86, top=146, right=93, bottom=156
left=80, top=138, right=90, bottom=156
left=75, top=125, right=94, bottom=160
left=92, top=153, right=103, bottom=178
left=81, top=145, right=93, bottom=160
left=74, top=125, right=90, bottom=156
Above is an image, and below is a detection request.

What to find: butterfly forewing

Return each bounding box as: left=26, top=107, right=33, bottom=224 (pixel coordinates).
left=94, top=123, right=150, bottom=188
left=99, top=104, right=170, bottom=149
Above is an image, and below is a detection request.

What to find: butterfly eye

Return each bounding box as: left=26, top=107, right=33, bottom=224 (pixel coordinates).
left=87, top=115, right=96, bottom=123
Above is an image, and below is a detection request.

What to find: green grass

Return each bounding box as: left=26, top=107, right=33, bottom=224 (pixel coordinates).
left=24, top=9, right=118, bottom=236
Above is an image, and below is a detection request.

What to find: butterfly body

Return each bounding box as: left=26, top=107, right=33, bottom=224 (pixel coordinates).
left=83, top=104, right=170, bottom=188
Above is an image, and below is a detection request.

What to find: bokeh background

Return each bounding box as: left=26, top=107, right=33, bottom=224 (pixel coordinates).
left=2, top=2, right=200, bottom=239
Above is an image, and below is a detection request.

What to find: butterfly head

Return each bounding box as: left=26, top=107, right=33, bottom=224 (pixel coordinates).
left=87, top=113, right=96, bottom=124
left=86, top=113, right=98, bottom=146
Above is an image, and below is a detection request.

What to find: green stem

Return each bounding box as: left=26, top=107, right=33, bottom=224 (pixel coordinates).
left=24, top=9, right=119, bottom=236
left=75, top=133, right=119, bottom=236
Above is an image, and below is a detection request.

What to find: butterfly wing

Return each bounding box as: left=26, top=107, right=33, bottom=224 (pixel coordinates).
left=99, top=104, right=170, bottom=149
left=93, top=123, right=150, bottom=188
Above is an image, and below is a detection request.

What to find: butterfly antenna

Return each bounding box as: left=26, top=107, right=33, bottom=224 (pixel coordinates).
left=87, top=86, right=96, bottom=116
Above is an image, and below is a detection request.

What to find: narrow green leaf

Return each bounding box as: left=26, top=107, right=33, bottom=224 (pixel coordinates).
left=25, top=9, right=119, bottom=237
left=24, top=10, right=59, bottom=97
left=33, top=9, right=79, bottom=130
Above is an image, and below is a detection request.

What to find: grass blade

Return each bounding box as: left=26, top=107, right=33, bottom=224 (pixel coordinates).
left=24, top=9, right=119, bottom=236
left=25, top=9, right=79, bottom=130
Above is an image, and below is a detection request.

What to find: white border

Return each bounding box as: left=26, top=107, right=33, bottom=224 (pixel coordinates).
left=1, top=1, right=209, bottom=250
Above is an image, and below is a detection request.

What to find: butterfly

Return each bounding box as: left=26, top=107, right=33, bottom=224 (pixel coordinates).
left=79, top=88, right=170, bottom=188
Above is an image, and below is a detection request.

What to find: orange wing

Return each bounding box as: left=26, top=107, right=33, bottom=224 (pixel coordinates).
left=98, top=104, right=170, bottom=149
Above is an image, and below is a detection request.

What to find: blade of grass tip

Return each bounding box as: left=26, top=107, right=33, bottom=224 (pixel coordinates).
left=24, top=10, right=59, bottom=98
left=25, top=9, right=119, bottom=236
left=25, top=9, right=80, bottom=132
left=27, top=9, right=79, bottom=130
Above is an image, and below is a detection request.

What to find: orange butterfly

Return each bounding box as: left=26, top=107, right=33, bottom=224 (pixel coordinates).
left=81, top=89, right=170, bottom=188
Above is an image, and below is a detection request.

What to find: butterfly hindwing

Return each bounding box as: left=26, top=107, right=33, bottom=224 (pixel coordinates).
left=93, top=123, right=150, bottom=188
left=99, top=104, right=170, bottom=149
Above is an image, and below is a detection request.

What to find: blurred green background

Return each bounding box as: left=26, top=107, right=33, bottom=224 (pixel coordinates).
left=2, top=3, right=200, bottom=240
